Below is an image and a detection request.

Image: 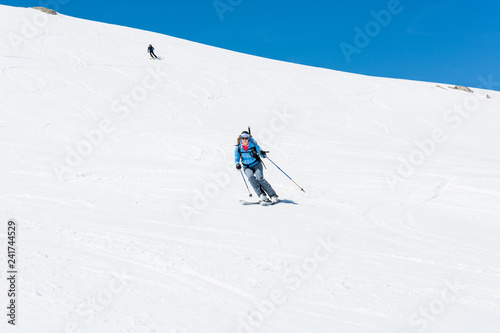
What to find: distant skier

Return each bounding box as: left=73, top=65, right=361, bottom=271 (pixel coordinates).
left=147, top=44, right=158, bottom=59
left=235, top=131, right=279, bottom=203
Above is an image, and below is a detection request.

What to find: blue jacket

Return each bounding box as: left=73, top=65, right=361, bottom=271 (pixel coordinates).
left=235, top=138, right=264, bottom=168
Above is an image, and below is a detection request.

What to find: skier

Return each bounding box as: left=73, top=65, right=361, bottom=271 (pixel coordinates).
left=147, top=44, right=158, bottom=59
left=235, top=131, right=279, bottom=203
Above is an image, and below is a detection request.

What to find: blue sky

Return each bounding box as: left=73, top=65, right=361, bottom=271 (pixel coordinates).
left=4, top=0, right=500, bottom=90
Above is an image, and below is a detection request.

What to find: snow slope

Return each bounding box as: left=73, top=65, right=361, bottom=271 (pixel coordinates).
left=1, top=5, right=500, bottom=333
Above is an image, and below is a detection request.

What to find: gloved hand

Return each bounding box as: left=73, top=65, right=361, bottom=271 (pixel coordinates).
left=236, top=164, right=241, bottom=170
left=260, top=151, right=267, bottom=158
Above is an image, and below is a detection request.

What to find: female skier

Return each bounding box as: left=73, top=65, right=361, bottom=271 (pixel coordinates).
left=235, top=131, right=279, bottom=203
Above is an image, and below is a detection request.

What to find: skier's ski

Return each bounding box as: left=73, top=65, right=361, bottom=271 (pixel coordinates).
left=239, top=199, right=280, bottom=206
left=239, top=200, right=259, bottom=205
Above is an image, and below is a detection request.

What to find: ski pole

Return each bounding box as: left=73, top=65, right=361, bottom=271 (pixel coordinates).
left=239, top=168, right=252, bottom=197
left=266, top=156, right=305, bottom=192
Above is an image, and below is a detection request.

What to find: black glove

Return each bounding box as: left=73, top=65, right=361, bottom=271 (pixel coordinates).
left=260, top=151, right=267, bottom=158
left=236, top=164, right=241, bottom=170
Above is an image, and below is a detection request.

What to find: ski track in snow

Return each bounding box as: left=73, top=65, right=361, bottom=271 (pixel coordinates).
left=1, top=5, right=500, bottom=333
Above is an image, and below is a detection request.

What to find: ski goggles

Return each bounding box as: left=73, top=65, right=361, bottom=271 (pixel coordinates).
left=241, top=134, right=250, bottom=139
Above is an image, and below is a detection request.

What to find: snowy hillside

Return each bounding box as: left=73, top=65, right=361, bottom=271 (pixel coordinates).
left=1, top=5, right=500, bottom=333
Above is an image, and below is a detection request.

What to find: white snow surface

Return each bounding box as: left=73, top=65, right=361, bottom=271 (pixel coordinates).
left=1, top=5, right=500, bottom=333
